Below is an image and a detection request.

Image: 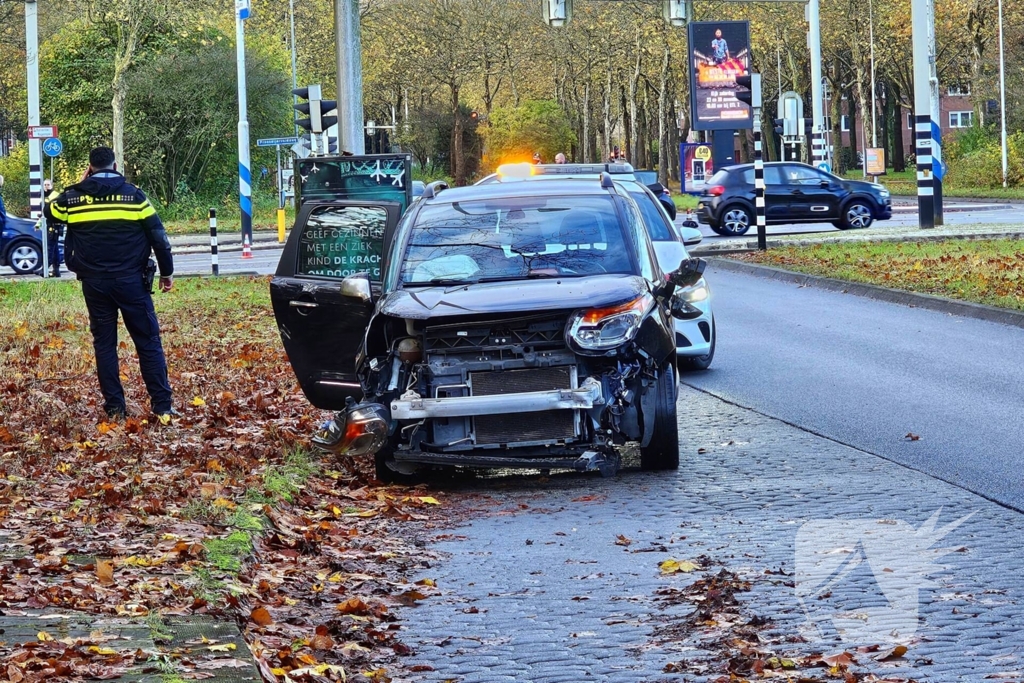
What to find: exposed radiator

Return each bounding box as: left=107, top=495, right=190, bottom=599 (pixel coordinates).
left=470, top=367, right=576, bottom=445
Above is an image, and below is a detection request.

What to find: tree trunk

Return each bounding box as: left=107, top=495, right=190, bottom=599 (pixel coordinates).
left=850, top=6, right=872, bottom=173
left=967, top=0, right=988, bottom=124
left=451, top=83, right=465, bottom=186
left=628, top=27, right=642, bottom=163
left=881, top=82, right=891, bottom=168
left=657, top=45, right=670, bottom=184
left=620, top=85, right=631, bottom=162
left=847, top=86, right=858, bottom=160
left=111, top=74, right=128, bottom=173
left=892, top=81, right=906, bottom=172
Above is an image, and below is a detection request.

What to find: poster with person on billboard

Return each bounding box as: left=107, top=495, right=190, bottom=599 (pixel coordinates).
left=687, top=20, right=752, bottom=130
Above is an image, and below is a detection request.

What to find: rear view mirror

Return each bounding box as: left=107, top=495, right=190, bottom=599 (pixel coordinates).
left=340, top=274, right=371, bottom=302
left=680, top=226, right=702, bottom=246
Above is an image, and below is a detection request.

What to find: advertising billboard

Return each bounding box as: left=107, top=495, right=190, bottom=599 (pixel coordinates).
left=687, top=20, right=752, bottom=131
left=680, top=143, right=715, bottom=194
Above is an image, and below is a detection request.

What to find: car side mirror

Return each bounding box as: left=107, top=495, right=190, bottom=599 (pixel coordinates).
left=680, top=226, right=702, bottom=246
left=340, top=274, right=372, bottom=302
left=669, top=257, right=706, bottom=289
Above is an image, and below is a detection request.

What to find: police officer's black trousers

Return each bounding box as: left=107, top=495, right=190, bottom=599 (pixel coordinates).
left=47, top=228, right=61, bottom=275
left=81, top=275, right=173, bottom=416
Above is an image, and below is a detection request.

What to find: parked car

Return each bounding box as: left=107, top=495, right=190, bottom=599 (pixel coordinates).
left=1, top=214, right=63, bottom=275
left=696, top=161, right=892, bottom=236
left=632, top=170, right=677, bottom=220
left=270, top=175, right=705, bottom=480
left=483, top=164, right=716, bottom=370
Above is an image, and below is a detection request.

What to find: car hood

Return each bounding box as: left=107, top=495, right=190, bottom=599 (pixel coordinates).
left=380, top=274, right=650, bottom=320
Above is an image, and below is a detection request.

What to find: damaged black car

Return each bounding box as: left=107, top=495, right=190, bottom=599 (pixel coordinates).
left=270, top=175, right=705, bottom=481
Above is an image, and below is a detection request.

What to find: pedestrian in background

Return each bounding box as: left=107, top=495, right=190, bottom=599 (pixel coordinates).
left=42, top=179, right=63, bottom=278
left=44, top=146, right=176, bottom=422
left=554, top=152, right=567, bottom=164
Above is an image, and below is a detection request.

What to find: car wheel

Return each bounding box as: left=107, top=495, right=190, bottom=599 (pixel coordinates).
left=679, top=316, right=716, bottom=372
left=640, top=363, right=680, bottom=471
left=7, top=240, right=41, bottom=275
left=841, top=201, right=874, bottom=229
left=719, top=205, right=752, bottom=236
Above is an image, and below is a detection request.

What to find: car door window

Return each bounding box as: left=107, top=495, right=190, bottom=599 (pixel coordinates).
left=297, top=205, right=387, bottom=280
left=628, top=190, right=673, bottom=241
left=763, top=167, right=785, bottom=185
left=784, top=166, right=826, bottom=186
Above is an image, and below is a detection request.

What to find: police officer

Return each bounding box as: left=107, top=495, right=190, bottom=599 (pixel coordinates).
left=42, top=179, right=63, bottom=278
left=45, top=146, right=176, bottom=421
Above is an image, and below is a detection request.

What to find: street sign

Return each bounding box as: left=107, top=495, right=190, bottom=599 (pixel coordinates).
left=257, top=136, right=299, bottom=147
left=28, top=125, right=57, bottom=139
left=42, top=138, right=62, bottom=157
left=817, top=162, right=831, bottom=173
left=235, top=0, right=250, bottom=19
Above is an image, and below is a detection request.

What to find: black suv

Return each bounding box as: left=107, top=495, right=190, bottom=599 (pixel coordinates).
left=697, top=162, right=892, bottom=236
left=271, top=176, right=704, bottom=480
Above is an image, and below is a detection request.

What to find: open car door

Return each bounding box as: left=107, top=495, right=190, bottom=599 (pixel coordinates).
left=270, top=200, right=402, bottom=410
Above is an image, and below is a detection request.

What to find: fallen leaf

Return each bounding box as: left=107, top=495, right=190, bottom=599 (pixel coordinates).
left=417, top=496, right=440, bottom=505
left=250, top=606, right=273, bottom=626
left=191, top=396, right=207, bottom=407
left=207, top=643, right=237, bottom=652
left=337, top=597, right=370, bottom=615
left=37, top=631, right=54, bottom=642
left=96, top=559, right=115, bottom=585
left=905, top=432, right=921, bottom=441
left=615, top=534, right=633, bottom=547
left=877, top=644, right=908, bottom=661
left=660, top=558, right=701, bottom=574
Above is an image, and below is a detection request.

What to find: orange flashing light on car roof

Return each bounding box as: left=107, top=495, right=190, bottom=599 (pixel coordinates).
left=495, top=162, right=535, bottom=180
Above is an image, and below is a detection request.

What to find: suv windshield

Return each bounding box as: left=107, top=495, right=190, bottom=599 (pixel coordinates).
left=400, top=195, right=634, bottom=285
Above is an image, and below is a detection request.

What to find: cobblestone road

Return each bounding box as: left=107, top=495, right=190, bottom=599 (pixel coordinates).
left=399, top=384, right=1024, bottom=682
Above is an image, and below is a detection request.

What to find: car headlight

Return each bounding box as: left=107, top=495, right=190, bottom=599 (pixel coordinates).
left=872, top=184, right=890, bottom=197
left=680, top=278, right=709, bottom=303
left=567, top=293, right=653, bottom=352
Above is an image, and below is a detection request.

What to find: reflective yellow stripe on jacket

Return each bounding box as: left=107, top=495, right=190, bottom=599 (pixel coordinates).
left=63, top=201, right=157, bottom=224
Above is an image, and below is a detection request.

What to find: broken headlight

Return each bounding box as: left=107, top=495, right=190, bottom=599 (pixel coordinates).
left=567, top=293, right=653, bottom=353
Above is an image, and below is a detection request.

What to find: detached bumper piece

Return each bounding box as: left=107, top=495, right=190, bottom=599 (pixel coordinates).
left=312, top=401, right=389, bottom=456
left=390, top=377, right=604, bottom=420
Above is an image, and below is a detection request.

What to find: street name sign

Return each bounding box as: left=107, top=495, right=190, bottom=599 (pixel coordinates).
left=28, top=125, right=58, bottom=139
left=257, top=136, right=299, bottom=147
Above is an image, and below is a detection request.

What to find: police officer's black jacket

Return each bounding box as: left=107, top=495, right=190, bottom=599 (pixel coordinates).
left=44, top=170, right=173, bottom=280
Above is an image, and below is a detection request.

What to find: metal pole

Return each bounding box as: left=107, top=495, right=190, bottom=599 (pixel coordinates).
left=752, top=74, right=765, bottom=251
left=290, top=0, right=299, bottom=137
left=807, top=0, right=826, bottom=170
left=236, top=3, right=253, bottom=246
left=209, top=208, right=219, bottom=276
left=335, top=0, right=364, bottom=154
left=276, top=144, right=286, bottom=243
left=998, top=0, right=1008, bottom=188
left=912, top=0, right=935, bottom=229
left=869, top=0, right=877, bottom=149
left=25, top=1, right=42, bottom=222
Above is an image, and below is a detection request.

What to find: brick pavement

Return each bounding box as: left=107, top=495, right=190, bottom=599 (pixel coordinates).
left=398, top=384, right=1024, bottom=682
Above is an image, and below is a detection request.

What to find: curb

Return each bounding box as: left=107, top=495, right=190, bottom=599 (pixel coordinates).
left=707, top=256, right=1024, bottom=330
left=890, top=204, right=1012, bottom=213
left=690, top=229, right=1024, bottom=256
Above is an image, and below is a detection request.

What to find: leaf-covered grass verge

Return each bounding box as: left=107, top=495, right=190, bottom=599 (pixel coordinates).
left=736, top=239, right=1024, bottom=311
left=0, top=276, right=444, bottom=682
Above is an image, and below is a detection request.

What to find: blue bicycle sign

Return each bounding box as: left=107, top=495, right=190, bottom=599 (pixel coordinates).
left=42, top=138, right=63, bottom=157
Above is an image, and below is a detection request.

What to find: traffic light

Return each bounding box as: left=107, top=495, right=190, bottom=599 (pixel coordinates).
left=735, top=75, right=752, bottom=107
left=774, top=118, right=785, bottom=136
left=293, top=84, right=338, bottom=134
left=803, top=117, right=813, bottom=136
left=327, top=136, right=338, bottom=155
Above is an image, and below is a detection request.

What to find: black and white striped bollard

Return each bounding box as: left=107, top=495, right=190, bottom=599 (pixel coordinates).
left=209, top=208, right=219, bottom=276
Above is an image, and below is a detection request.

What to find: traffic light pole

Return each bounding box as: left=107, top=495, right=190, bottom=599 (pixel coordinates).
left=807, top=0, right=827, bottom=171
left=25, top=0, right=42, bottom=222
left=335, top=0, right=365, bottom=154
left=912, top=0, right=940, bottom=228
left=236, top=2, right=253, bottom=246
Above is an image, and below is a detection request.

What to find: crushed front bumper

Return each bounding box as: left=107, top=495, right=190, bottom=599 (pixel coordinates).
left=389, top=377, right=604, bottom=420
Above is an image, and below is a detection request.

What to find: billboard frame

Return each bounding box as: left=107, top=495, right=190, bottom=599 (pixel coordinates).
left=687, top=20, right=753, bottom=131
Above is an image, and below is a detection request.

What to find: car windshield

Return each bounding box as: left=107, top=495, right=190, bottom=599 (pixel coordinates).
left=628, top=191, right=673, bottom=241
left=633, top=170, right=657, bottom=185
left=400, top=195, right=634, bottom=285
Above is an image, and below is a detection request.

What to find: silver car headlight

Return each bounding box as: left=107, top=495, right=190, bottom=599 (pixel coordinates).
left=680, top=278, right=709, bottom=303
left=567, top=293, right=653, bottom=352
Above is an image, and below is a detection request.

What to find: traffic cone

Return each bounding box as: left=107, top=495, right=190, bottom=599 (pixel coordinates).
left=242, top=234, right=253, bottom=259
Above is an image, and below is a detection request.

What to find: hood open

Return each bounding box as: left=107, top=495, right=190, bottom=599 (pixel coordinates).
left=380, top=274, right=650, bottom=320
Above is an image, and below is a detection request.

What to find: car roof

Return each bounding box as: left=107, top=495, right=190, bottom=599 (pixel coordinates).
left=423, top=177, right=620, bottom=204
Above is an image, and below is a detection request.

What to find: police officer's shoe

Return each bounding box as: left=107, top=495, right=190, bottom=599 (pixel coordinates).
left=155, top=408, right=181, bottom=425
left=105, top=408, right=127, bottom=421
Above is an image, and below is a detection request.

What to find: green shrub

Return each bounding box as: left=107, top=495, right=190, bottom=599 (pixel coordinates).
left=0, top=145, right=30, bottom=216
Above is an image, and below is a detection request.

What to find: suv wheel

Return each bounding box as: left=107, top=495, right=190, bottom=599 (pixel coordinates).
left=679, top=316, right=716, bottom=372
left=640, top=364, right=680, bottom=471
left=7, top=240, right=41, bottom=275
left=719, top=205, right=752, bottom=236
left=840, top=201, right=874, bottom=229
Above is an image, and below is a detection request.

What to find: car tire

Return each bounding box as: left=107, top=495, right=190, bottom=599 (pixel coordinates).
left=6, top=240, right=42, bottom=275
left=679, top=316, right=716, bottom=372
left=709, top=223, right=727, bottom=236
left=840, top=201, right=874, bottom=229
left=719, top=205, right=752, bottom=236
left=640, top=364, right=680, bottom=471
